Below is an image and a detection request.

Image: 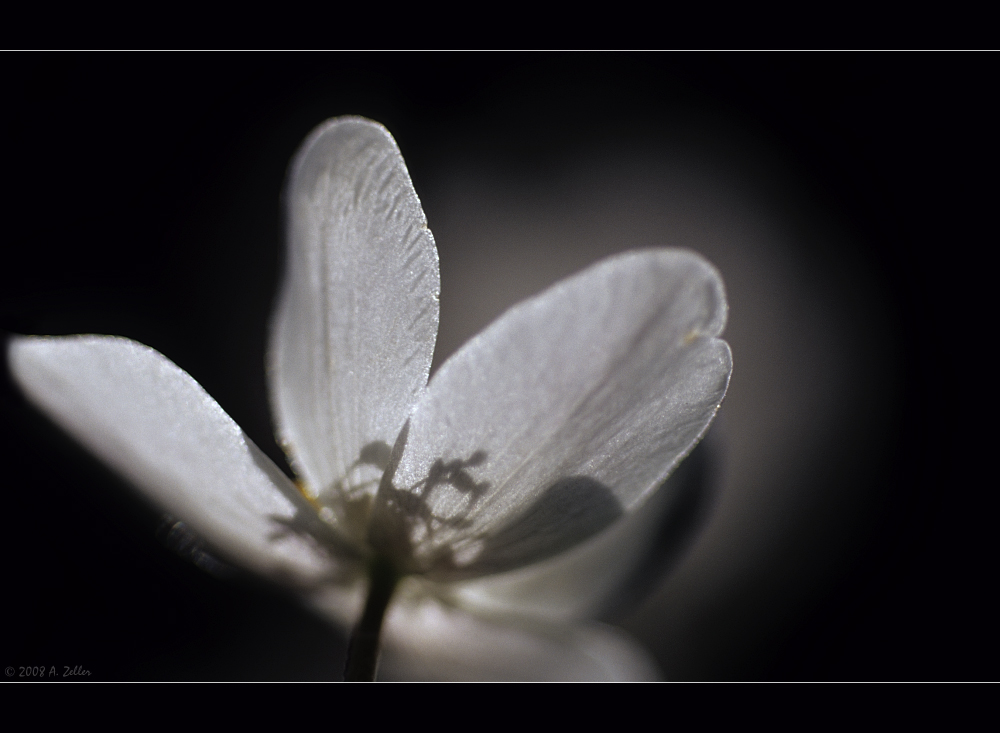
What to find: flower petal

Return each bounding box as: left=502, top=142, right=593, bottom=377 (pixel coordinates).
left=373, top=249, right=731, bottom=577
left=378, top=582, right=660, bottom=681
left=8, top=335, right=339, bottom=585
left=270, top=117, right=440, bottom=518
left=449, top=459, right=687, bottom=620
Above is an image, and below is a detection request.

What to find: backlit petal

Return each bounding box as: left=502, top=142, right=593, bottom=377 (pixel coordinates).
left=269, top=118, right=439, bottom=528
left=449, top=460, right=687, bottom=620
left=373, top=249, right=731, bottom=577
left=9, top=335, right=339, bottom=585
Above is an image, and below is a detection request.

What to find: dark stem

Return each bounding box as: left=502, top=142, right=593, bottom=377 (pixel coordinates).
left=344, top=556, right=399, bottom=681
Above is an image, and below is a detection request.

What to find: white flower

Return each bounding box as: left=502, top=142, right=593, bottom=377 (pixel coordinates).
left=8, top=117, right=732, bottom=681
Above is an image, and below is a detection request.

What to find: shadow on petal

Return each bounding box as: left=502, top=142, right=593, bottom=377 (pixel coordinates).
left=471, top=476, right=623, bottom=575
left=600, top=435, right=717, bottom=620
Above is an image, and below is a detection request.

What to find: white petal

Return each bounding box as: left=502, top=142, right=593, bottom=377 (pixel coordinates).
left=379, top=581, right=660, bottom=681
left=450, top=459, right=687, bottom=620
left=373, top=249, right=731, bottom=577
left=8, top=335, right=339, bottom=586
left=270, top=117, right=440, bottom=518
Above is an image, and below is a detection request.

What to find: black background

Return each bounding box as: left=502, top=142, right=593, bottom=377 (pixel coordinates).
left=0, top=54, right=992, bottom=680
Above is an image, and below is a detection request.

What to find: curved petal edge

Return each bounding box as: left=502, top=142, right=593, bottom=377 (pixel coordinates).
left=374, top=249, right=732, bottom=578
left=270, top=117, right=440, bottom=527
left=9, top=335, right=340, bottom=586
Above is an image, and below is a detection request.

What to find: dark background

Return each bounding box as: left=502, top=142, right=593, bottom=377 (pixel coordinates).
left=0, top=54, right=991, bottom=680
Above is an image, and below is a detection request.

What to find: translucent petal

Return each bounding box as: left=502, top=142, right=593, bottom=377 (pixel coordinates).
left=450, top=461, right=685, bottom=620
left=373, top=249, right=731, bottom=578
left=8, top=335, right=339, bottom=586
left=269, top=117, right=440, bottom=525
left=378, top=581, right=661, bottom=681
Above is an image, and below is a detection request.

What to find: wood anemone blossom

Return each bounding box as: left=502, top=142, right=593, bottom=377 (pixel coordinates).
left=8, top=117, right=732, bottom=681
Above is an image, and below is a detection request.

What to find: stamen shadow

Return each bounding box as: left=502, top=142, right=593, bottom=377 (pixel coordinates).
left=371, top=423, right=624, bottom=577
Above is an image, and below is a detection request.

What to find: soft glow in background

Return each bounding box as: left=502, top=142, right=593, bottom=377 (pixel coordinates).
left=1, top=55, right=989, bottom=679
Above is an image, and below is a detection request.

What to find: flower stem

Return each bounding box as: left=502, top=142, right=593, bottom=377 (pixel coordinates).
left=344, top=556, right=399, bottom=681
